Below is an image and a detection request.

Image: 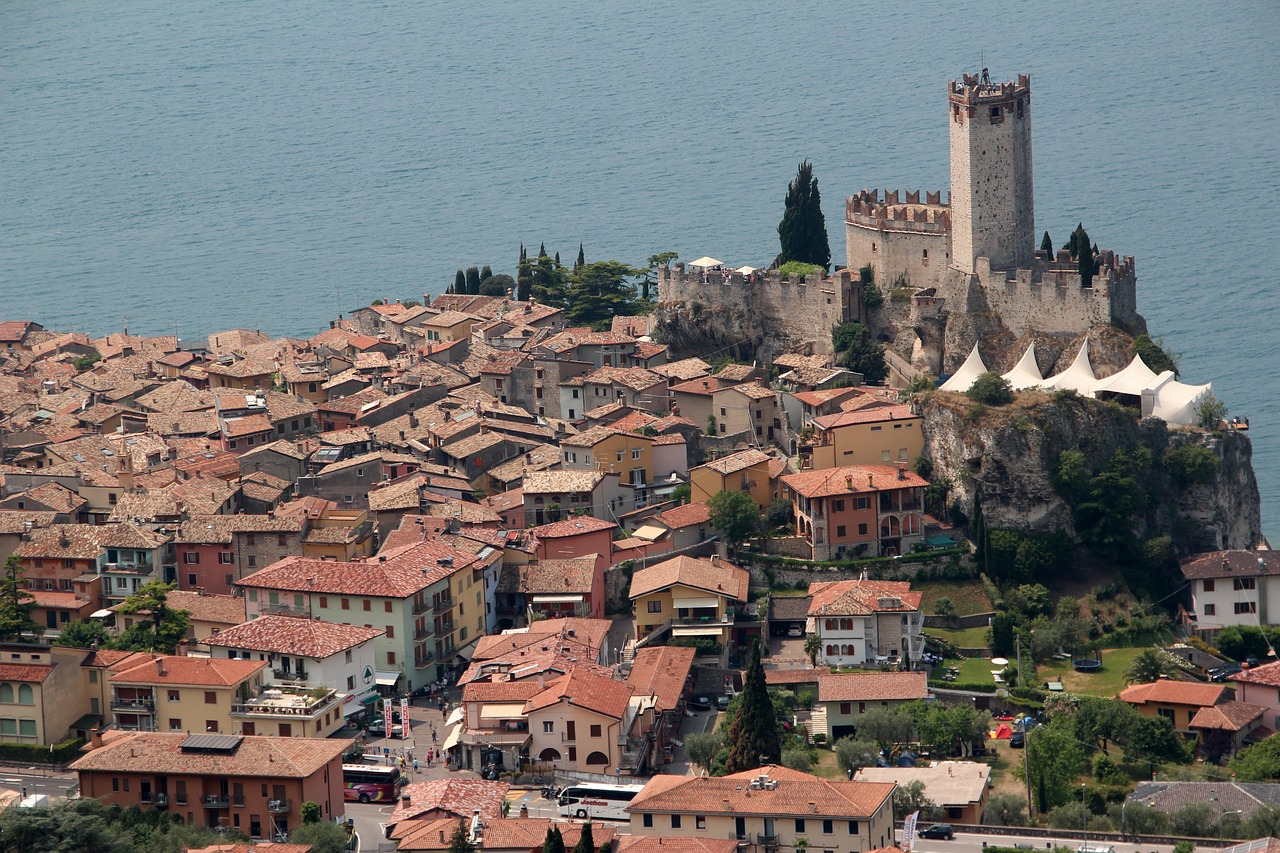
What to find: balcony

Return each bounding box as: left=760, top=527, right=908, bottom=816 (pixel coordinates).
left=154, top=793, right=169, bottom=808
left=757, top=836, right=780, bottom=848
left=436, top=620, right=454, bottom=635
left=261, top=602, right=307, bottom=617
left=271, top=668, right=309, bottom=682
left=412, top=599, right=430, bottom=615
left=110, top=696, right=155, bottom=713
left=231, top=685, right=338, bottom=718
left=414, top=626, right=431, bottom=641
left=102, top=561, right=155, bottom=575
left=202, top=795, right=230, bottom=809
left=431, top=598, right=454, bottom=614
left=672, top=611, right=733, bottom=626
left=267, top=799, right=292, bottom=814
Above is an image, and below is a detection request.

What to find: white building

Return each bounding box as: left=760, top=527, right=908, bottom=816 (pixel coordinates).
left=1181, top=551, right=1280, bottom=637
left=807, top=579, right=924, bottom=669
left=204, top=615, right=384, bottom=719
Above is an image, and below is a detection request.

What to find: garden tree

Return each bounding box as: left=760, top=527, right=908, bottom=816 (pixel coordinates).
left=765, top=497, right=793, bottom=533
left=290, top=820, right=350, bottom=853
left=638, top=251, right=678, bottom=302
left=542, top=825, right=566, bottom=853
left=480, top=264, right=493, bottom=281
left=1130, top=333, right=1179, bottom=376
left=966, top=372, right=1014, bottom=405
left=1113, top=801, right=1169, bottom=835
left=858, top=264, right=883, bottom=310
left=572, top=822, right=595, bottom=853
left=565, top=261, right=643, bottom=328
left=517, top=243, right=532, bottom=302
left=0, top=556, right=37, bottom=642
left=909, top=701, right=990, bottom=757
left=803, top=633, right=822, bottom=666
left=854, top=705, right=913, bottom=763
left=575, top=243, right=585, bottom=271
left=1122, top=715, right=1190, bottom=768
left=707, top=489, right=761, bottom=555
left=983, top=792, right=1029, bottom=827
left=685, top=730, right=724, bottom=774
left=599, top=843, right=614, bottom=853
left=833, top=737, right=880, bottom=774
left=1040, top=231, right=1054, bottom=257
left=1196, top=392, right=1228, bottom=429
left=479, top=273, right=516, bottom=297
left=893, top=780, right=939, bottom=820
left=724, top=640, right=781, bottom=773
left=670, top=483, right=691, bottom=504
left=987, top=610, right=1017, bottom=657
left=1123, top=648, right=1180, bottom=684
left=778, top=160, right=831, bottom=269
left=56, top=618, right=111, bottom=648
left=1071, top=696, right=1137, bottom=752
left=300, top=800, right=321, bottom=824
left=1230, top=733, right=1280, bottom=780
left=933, top=597, right=956, bottom=619
left=1013, top=719, right=1088, bottom=814
left=465, top=266, right=482, bottom=295
left=781, top=747, right=812, bottom=772
left=1170, top=803, right=1215, bottom=839
left=1073, top=448, right=1151, bottom=560
left=532, top=249, right=569, bottom=308
left=1215, top=625, right=1273, bottom=661
left=830, top=321, right=887, bottom=383
left=1244, top=806, right=1280, bottom=840
left=113, top=580, right=191, bottom=653
left=1005, top=583, right=1051, bottom=618
left=452, top=269, right=466, bottom=295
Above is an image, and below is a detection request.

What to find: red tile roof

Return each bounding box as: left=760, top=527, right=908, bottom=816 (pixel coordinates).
left=627, top=646, right=696, bottom=712
left=520, top=557, right=597, bottom=594
left=1189, top=700, right=1267, bottom=731
left=110, top=655, right=266, bottom=687
left=388, top=779, right=509, bottom=824
left=698, top=448, right=771, bottom=476
left=525, top=668, right=635, bottom=720
left=1117, top=679, right=1228, bottom=707
left=1231, top=659, right=1280, bottom=687
left=238, top=540, right=478, bottom=598
left=1180, top=550, right=1280, bottom=580
left=71, top=731, right=346, bottom=778
left=812, top=404, right=918, bottom=429
left=0, top=664, right=53, bottom=683
left=205, top=615, right=383, bottom=658
left=651, top=501, right=711, bottom=530
left=529, top=515, right=615, bottom=538
left=629, top=766, right=894, bottom=818
left=783, top=464, right=927, bottom=498
left=629, top=555, right=749, bottom=602
left=808, top=579, right=922, bottom=616
left=818, top=671, right=929, bottom=702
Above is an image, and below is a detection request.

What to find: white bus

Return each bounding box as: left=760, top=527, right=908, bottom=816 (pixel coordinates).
left=557, top=783, right=643, bottom=821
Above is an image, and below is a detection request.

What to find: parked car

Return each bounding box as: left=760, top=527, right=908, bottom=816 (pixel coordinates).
left=690, top=696, right=712, bottom=712
left=1210, top=664, right=1243, bottom=682
left=919, top=825, right=955, bottom=840
left=367, top=717, right=404, bottom=737
left=1009, top=731, right=1025, bottom=749
left=716, top=695, right=731, bottom=711
left=786, top=625, right=803, bottom=638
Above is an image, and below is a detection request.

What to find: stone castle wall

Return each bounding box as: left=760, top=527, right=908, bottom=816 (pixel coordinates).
left=657, top=264, right=851, bottom=355
left=845, top=189, right=951, bottom=291
left=970, top=248, right=1139, bottom=337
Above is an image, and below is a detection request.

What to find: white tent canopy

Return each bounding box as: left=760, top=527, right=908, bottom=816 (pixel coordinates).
left=688, top=257, right=724, bottom=268
left=1092, top=353, right=1160, bottom=398
left=737, top=266, right=758, bottom=274
left=939, top=343, right=989, bottom=393
left=1001, top=343, right=1044, bottom=390
left=1042, top=338, right=1097, bottom=395
left=1143, top=372, right=1213, bottom=426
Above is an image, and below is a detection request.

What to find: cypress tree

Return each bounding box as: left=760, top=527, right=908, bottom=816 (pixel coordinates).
left=554, top=251, right=561, bottom=266
left=449, top=820, right=477, bottom=853
left=465, top=266, right=481, bottom=295
left=480, top=265, right=493, bottom=282
left=452, top=270, right=465, bottom=295
left=576, top=242, right=585, bottom=271
left=517, top=244, right=533, bottom=302
left=572, top=822, right=595, bottom=853
left=777, top=160, right=831, bottom=269
left=725, top=639, right=781, bottom=773
left=1040, top=231, right=1053, bottom=257
left=543, top=826, right=566, bottom=853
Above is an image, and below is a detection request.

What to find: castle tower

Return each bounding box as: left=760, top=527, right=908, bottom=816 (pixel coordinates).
left=948, top=70, right=1034, bottom=274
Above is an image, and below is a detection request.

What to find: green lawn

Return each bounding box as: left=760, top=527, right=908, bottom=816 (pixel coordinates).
left=926, top=625, right=991, bottom=649
left=916, top=579, right=992, bottom=616
left=1035, top=647, right=1145, bottom=698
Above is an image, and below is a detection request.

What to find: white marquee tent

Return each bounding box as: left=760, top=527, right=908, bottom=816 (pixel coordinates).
left=1091, top=353, right=1160, bottom=398
left=939, top=343, right=989, bottom=393
left=1042, top=338, right=1097, bottom=395
left=1143, top=372, right=1214, bottom=427
left=1001, top=343, right=1044, bottom=390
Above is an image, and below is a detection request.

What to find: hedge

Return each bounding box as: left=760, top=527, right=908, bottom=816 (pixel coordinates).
left=0, top=738, right=84, bottom=765
left=928, top=680, right=997, bottom=693
left=746, top=548, right=965, bottom=570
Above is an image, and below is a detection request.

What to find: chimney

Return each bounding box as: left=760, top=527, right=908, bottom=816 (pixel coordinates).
left=155, top=658, right=166, bottom=676
left=90, top=727, right=104, bottom=749
left=897, top=462, right=906, bottom=480
left=845, top=474, right=853, bottom=490
left=176, top=639, right=189, bottom=657
left=408, top=412, right=419, bottom=428
left=868, top=474, right=874, bottom=488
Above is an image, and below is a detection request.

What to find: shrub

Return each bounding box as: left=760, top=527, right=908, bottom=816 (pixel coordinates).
left=1164, top=444, right=1219, bottom=486
left=966, top=372, right=1014, bottom=405
left=777, top=261, right=824, bottom=279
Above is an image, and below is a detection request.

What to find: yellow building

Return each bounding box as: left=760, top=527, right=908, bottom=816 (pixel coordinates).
left=689, top=448, right=773, bottom=511
left=107, top=655, right=276, bottom=736
left=627, top=765, right=896, bottom=853
left=523, top=668, right=637, bottom=776
left=629, top=556, right=749, bottom=664
left=1117, top=680, right=1232, bottom=733
left=422, top=311, right=482, bottom=343
left=0, top=643, right=92, bottom=745
left=561, top=426, right=655, bottom=487
left=802, top=403, right=923, bottom=470
left=710, top=383, right=779, bottom=445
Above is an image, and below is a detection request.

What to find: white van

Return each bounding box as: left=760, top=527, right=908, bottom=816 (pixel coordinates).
left=1078, top=845, right=1116, bottom=853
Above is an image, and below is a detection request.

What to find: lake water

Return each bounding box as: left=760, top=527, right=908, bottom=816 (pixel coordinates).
left=3, top=0, right=1278, bottom=535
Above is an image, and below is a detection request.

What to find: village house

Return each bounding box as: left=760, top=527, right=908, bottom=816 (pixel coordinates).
left=299, top=450, right=419, bottom=510
left=105, top=654, right=269, bottom=736
left=203, top=357, right=275, bottom=391
left=621, top=645, right=696, bottom=775
left=0, top=643, right=91, bottom=746
left=174, top=515, right=308, bottom=596
left=626, top=765, right=896, bottom=853
left=1229, top=660, right=1280, bottom=735
left=1179, top=550, right=1280, bottom=639
left=239, top=440, right=310, bottom=485
left=561, top=425, right=657, bottom=499
left=534, top=329, right=638, bottom=370
left=1117, top=679, right=1234, bottom=734
left=807, top=579, right=925, bottom=670
left=629, top=556, right=751, bottom=667
left=518, top=556, right=601, bottom=620
left=385, top=779, right=510, bottom=840
left=521, top=469, right=625, bottom=526
left=689, top=449, right=774, bottom=512
left=800, top=404, right=924, bottom=471
left=529, top=515, right=616, bottom=571
left=710, top=383, right=779, bottom=444
left=72, top=730, right=348, bottom=839
left=855, top=761, right=991, bottom=824
left=523, top=667, right=636, bottom=776
left=816, top=671, right=930, bottom=741
left=626, top=501, right=713, bottom=560
left=782, top=464, right=928, bottom=560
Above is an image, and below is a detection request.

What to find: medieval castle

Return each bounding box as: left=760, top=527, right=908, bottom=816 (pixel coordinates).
left=657, top=72, right=1142, bottom=375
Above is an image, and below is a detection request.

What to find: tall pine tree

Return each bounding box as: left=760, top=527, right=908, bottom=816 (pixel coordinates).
left=517, top=244, right=532, bottom=302
left=542, top=825, right=566, bottom=853
left=448, top=819, right=477, bottom=853
left=1040, top=231, right=1053, bottom=257
left=532, top=250, right=569, bottom=308
left=575, top=243, right=585, bottom=271
left=565, top=261, right=641, bottom=327
left=465, top=266, right=482, bottom=295
left=725, top=639, right=781, bottom=773
left=571, top=822, right=595, bottom=853
left=777, top=160, right=831, bottom=269
left=452, top=270, right=465, bottom=295
left=0, top=556, right=36, bottom=642
left=480, top=265, right=493, bottom=282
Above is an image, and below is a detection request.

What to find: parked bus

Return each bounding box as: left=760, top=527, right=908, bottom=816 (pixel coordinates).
left=342, top=763, right=403, bottom=803
left=558, top=783, right=642, bottom=821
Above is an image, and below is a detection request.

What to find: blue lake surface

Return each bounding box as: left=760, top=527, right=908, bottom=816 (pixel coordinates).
left=3, top=0, right=1278, bottom=535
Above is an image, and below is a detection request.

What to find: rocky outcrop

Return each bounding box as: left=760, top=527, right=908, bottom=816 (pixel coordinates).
left=922, top=391, right=1262, bottom=553
left=655, top=301, right=788, bottom=362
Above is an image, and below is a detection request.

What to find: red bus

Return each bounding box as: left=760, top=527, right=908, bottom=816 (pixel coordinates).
left=342, top=763, right=404, bottom=803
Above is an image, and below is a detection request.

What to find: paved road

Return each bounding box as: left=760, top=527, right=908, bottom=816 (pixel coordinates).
left=0, top=768, right=78, bottom=800
left=913, top=830, right=1177, bottom=853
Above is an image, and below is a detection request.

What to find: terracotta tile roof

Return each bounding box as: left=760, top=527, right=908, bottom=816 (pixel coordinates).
left=651, top=501, right=711, bottom=530
left=70, top=731, right=347, bottom=778
left=627, top=646, right=696, bottom=712
left=176, top=514, right=304, bottom=544
left=629, top=555, right=749, bottom=602
left=765, top=667, right=830, bottom=687
left=241, top=438, right=309, bottom=460
left=791, top=387, right=865, bottom=407
left=530, top=515, right=615, bottom=538
left=652, top=357, right=713, bottom=381
left=629, top=766, right=895, bottom=818
left=716, top=382, right=775, bottom=401
left=522, top=470, right=604, bottom=495
left=1117, top=679, right=1228, bottom=707
left=204, top=357, right=275, bottom=379
left=774, top=353, right=833, bottom=370
left=1189, top=700, right=1267, bottom=731
left=537, top=328, right=635, bottom=353
left=582, top=366, right=663, bottom=392
left=388, top=779, right=509, bottom=824
left=1180, top=550, right=1280, bottom=580
left=94, top=522, right=167, bottom=555
left=818, top=671, right=929, bottom=703
left=652, top=433, right=686, bottom=446
left=423, top=500, right=503, bottom=524
left=238, top=540, right=475, bottom=598
left=486, top=444, right=561, bottom=485
left=769, top=596, right=812, bottom=622
left=0, top=511, right=58, bottom=534
left=1129, top=781, right=1280, bottom=822
left=669, top=377, right=729, bottom=396
left=783, top=464, right=928, bottom=498
left=520, top=557, right=596, bottom=595
left=561, top=424, right=645, bottom=448
left=0, top=664, right=53, bottom=683
left=438, top=429, right=507, bottom=459
left=482, top=487, right=524, bottom=513
left=699, top=448, right=771, bottom=476
left=813, top=404, right=918, bottom=429
left=110, top=655, right=266, bottom=687
left=467, top=820, right=616, bottom=853
left=808, top=580, right=922, bottom=616
left=1230, top=659, right=1280, bottom=687
left=162, top=590, right=246, bottom=625
left=221, top=413, right=273, bottom=438
left=15, top=524, right=109, bottom=560
left=205, top=615, right=382, bottom=658
left=614, top=838, right=737, bottom=853
left=525, top=668, right=634, bottom=720
left=9, top=482, right=86, bottom=514
left=461, top=680, right=545, bottom=703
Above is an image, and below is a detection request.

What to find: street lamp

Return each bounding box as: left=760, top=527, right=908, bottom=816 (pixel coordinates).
left=1081, top=784, right=1087, bottom=842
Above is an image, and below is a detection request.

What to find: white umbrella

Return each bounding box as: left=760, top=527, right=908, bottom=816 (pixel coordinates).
left=688, top=257, right=724, bottom=268
left=737, top=266, right=758, bottom=274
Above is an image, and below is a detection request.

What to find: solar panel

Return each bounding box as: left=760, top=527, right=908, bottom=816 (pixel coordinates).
left=180, top=734, right=244, bottom=753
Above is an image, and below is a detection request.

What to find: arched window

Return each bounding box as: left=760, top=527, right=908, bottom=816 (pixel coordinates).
left=539, top=747, right=561, bottom=762
left=585, top=751, right=609, bottom=766
left=881, top=516, right=901, bottom=538
left=17, top=685, right=32, bottom=705
left=826, top=645, right=836, bottom=656
left=0, top=685, right=11, bottom=703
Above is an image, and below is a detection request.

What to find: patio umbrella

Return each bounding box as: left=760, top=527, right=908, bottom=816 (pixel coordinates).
left=688, top=257, right=724, bottom=268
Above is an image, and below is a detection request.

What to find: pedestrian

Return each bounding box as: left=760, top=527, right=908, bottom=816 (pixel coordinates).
left=413, top=758, right=419, bottom=773
left=432, top=730, right=438, bottom=744
left=21, top=787, right=26, bottom=798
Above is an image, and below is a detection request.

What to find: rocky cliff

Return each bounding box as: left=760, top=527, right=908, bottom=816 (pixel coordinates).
left=923, top=390, right=1261, bottom=553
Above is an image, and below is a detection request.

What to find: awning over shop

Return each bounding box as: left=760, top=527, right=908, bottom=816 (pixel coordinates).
left=673, top=596, right=719, bottom=610
left=446, top=706, right=464, bottom=727
left=441, top=723, right=462, bottom=752
left=374, top=671, right=401, bottom=687
left=480, top=703, right=527, bottom=719
left=671, top=626, right=724, bottom=637
left=531, top=594, right=586, bottom=604
left=631, top=524, right=666, bottom=542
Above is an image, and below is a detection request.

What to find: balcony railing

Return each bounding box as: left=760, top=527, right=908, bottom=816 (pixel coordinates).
left=673, top=611, right=734, bottom=626
left=267, top=799, right=292, bottom=814
left=757, top=835, right=780, bottom=848
left=412, top=599, right=430, bottom=615
left=414, top=626, right=431, bottom=640
left=261, top=602, right=307, bottom=616
left=431, top=598, right=453, bottom=614
left=271, top=668, right=308, bottom=682
left=436, top=620, right=454, bottom=634
left=110, top=697, right=155, bottom=712
left=231, top=687, right=337, bottom=718
left=202, top=795, right=230, bottom=809
left=154, top=793, right=169, bottom=807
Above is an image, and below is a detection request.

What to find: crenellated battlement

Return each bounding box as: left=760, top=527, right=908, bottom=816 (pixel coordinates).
left=845, top=189, right=950, bottom=234
left=949, top=72, right=1031, bottom=107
